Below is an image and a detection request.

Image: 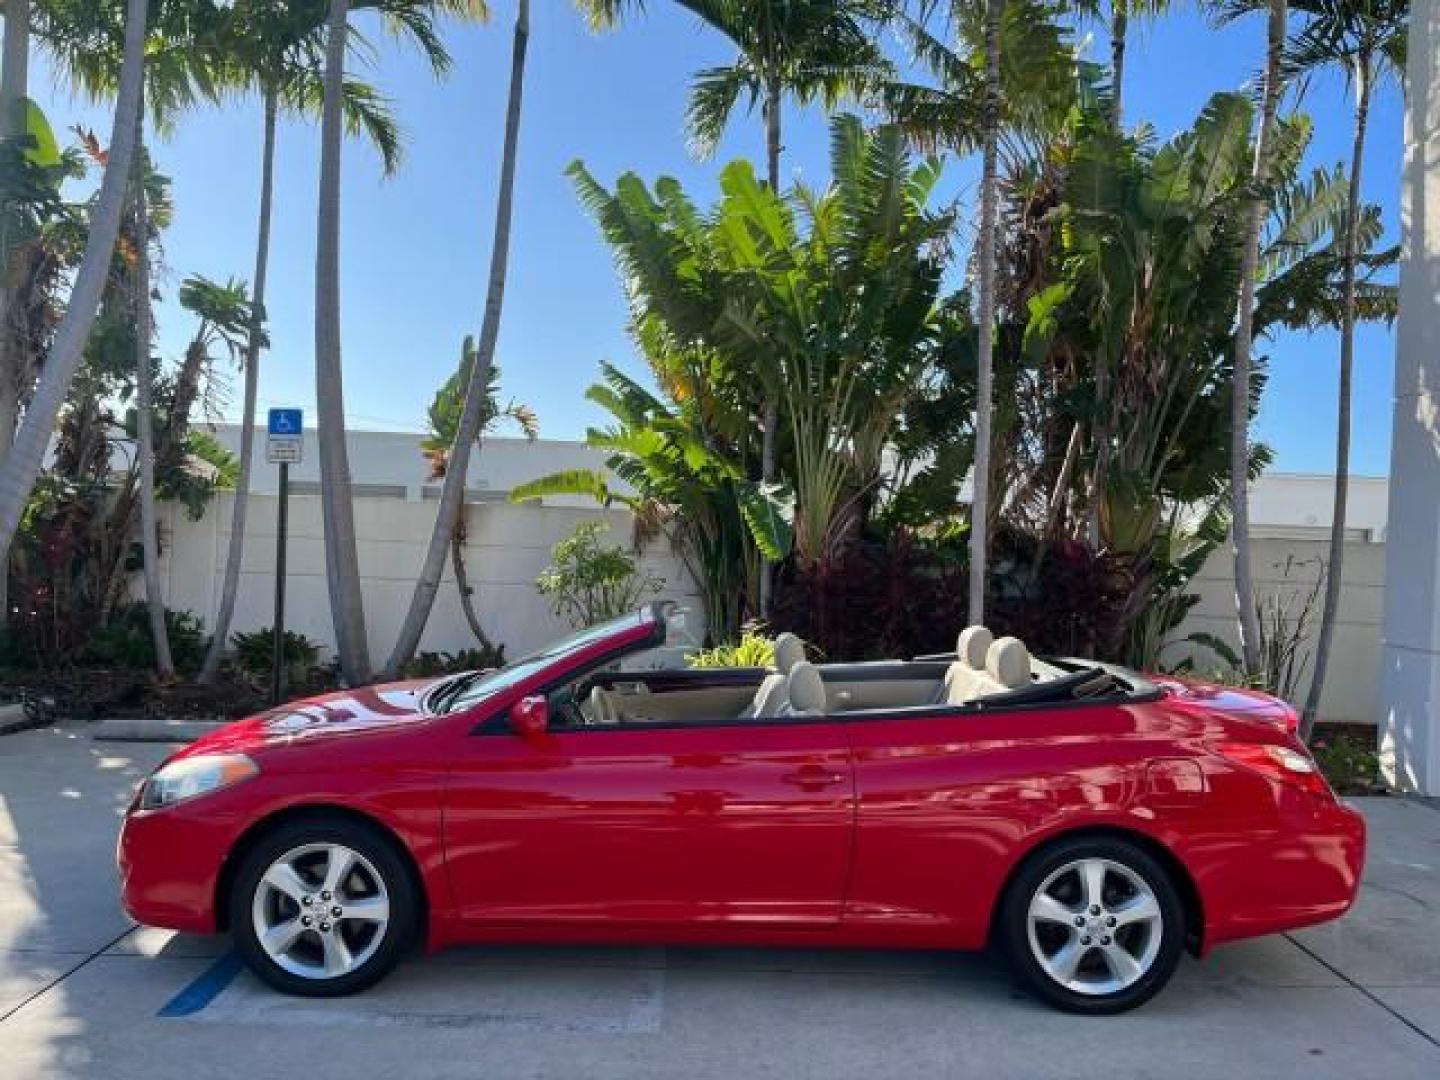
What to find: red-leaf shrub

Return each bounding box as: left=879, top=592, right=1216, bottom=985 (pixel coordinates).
left=770, top=529, right=1135, bottom=663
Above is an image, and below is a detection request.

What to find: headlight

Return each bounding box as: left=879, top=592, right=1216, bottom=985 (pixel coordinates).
left=139, top=754, right=259, bottom=811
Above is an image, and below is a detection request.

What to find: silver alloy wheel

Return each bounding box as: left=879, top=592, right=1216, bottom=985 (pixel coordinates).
left=1025, top=857, right=1163, bottom=996
left=250, top=842, right=391, bottom=981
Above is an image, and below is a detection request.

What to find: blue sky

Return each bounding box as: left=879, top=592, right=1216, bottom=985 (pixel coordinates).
left=31, top=3, right=1404, bottom=476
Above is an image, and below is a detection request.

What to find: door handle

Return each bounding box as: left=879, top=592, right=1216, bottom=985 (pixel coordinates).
left=781, top=765, right=848, bottom=790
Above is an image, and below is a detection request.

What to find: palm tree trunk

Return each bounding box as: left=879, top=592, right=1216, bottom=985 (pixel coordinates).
left=1, top=0, right=29, bottom=460
left=315, top=0, right=371, bottom=684
left=0, top=0, right=26, bottom=627
left=0, top=0, right=147, bottom=591
left=1230, top=0, right=1286, bottom=678
left=1110, top=5, right=1127, bottom=125
left=382, top=0, right=528, bottom=678
left=451, top=513, right=495, bottom=650
left=969, top=0, right=1005, bottom=625
left=131, top=95, right=174, bottom=680
left=1301, top=55, right=1370, bottom=739
left=758, top=76, right=782, bottom=617
left=200, top=88, right=277, bottom=682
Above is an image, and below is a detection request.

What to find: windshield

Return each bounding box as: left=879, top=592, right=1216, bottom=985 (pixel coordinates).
left=429, top=610, right=651, bottom=715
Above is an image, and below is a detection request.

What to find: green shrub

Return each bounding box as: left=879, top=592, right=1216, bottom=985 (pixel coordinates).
left=1311, top=729, right=1382, bottom=795
left=231, top=627, right=322, bottom=682
left=535, top=521, right=664, bottom=629
left=687, top=629, right=776, bottom=669
left=401, top=644, right=507, bottom=678
left=81, top=603, right=210, bottom=675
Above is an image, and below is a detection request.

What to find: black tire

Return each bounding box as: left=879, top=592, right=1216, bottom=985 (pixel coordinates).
left=998, top=836, right=1185, bottom=1015
left=230, top=815, right=418, bottom=997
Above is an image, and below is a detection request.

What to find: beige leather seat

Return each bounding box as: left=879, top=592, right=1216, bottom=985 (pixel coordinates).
left=938, top=625, right=993, bottom=705
left=985, top=636, right=1033, bottom=691
left=743, top=632, right=807, bottom=718
left=587, top=685, right=622, bottom=725
left=781, top=661, right=827, bottom=717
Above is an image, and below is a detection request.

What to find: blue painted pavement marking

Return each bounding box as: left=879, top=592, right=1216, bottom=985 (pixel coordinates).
left=157, top=952, right=245, bottom=1018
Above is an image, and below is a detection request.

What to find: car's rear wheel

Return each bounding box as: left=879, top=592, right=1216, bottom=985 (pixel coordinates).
left=998, top=836, right=1184, bottom=1014
left=231, top=817, right=417, bottom=996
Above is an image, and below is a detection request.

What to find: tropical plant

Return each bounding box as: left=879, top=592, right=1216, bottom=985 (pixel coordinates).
left=0, top=0, right=35, bottom=476
left=82, top=600, right=209, bottom=675
left=1285, top=0, right=1407, bottom=739
left=881, top=0, right=1079, bottom=624
left=3, top=0, right=234, bottom=671
left=593, top=0, right=891, bottom=616
left=1184, top=555, right=1323, bottom=699
left=977, top=77, right=1394, bottom=672
left=405, top=334, right=536, bottom=659
left=0, top=96, right=74, bottom=624
left=400, top=643, right=507, bottom=678
left=513, top=361, right=759, bottom=641
left=515, top=116, right=960, bottom=640
left=535, top=521, right=664, bottom=630
left=199, top=0, right=425, bottom=682
left=0, top=0, right=150, bottom=613
left=687, top=626, right=777, bottom=668
left=231, top=625, right=322, bottom=683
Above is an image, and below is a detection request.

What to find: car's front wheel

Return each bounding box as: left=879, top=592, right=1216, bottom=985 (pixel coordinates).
left=998, top=836, right=1185, bottom=1014
left=231, top=816, right=417, bottom=996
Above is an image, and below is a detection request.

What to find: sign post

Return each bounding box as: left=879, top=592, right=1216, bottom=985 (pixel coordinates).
left=266, top=409, right=303, bottom=704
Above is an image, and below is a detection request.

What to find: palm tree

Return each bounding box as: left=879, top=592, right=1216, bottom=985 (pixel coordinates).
left=0, top=0, right=32, bottom=624
left=882, top=0, right=1075, bottom=624
left=968, top=0, right=1004, bottom=626
left=129, top=98, right=175, bottom=677
left=1287, top=0, right=1406, bottom=737
left=314, top=0, right=369, bottom=684
left=1105, top=1, right=1179, bottom=122
left=384, top=0, right=527, bottom=678
left=1227, top=0, right=1290, bottom=678
left=1, top=0, right=32, bottom=462
left=313, top=0, right=483, bottom=686
left=198, top=0, right=420, bottom=682
left=0, top=0, right=149, bottom=606
left=594, top=0, right=888, bottom=616
left=42, top=0, right=234, bottom=673
left=392, top=335, right=536, bottom=665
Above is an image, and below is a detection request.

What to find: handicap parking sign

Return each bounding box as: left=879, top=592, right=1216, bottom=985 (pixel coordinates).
left=267, top=408, right=304, bottom=465
left=268, top=408, right=303, bottom=436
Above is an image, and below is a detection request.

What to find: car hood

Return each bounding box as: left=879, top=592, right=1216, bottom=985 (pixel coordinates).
left=173, top=679, right=441, bottom=759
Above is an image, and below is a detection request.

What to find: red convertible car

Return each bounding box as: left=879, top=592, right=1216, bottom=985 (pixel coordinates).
left=118, top=603, right=1364, bottom=1014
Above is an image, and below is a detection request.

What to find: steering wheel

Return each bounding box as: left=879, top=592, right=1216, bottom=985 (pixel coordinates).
left=548, top=685, right=585, bottom=729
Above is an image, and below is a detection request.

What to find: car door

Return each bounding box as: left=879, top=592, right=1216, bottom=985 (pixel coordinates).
left=443, top=714, right=855, bottom=927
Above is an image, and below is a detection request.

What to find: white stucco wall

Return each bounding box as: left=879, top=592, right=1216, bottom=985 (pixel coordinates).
left=158, top=427, right=1390, bottom=720
left=155, top=491, right=702, bottom=666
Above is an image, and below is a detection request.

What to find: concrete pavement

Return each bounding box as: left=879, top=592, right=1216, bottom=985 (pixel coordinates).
left=2, top=722, right=1438, bottom=1079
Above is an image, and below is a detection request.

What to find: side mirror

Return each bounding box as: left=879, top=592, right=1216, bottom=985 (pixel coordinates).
left=510, top=694, right=549, bottom=736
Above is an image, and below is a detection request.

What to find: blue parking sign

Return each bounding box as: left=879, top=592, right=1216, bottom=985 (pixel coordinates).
left=268, top=408, right=303, bottom=436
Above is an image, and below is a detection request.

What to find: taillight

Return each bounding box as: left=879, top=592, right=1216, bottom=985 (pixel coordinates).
left=1276, top=705, right=1300, bottom=735
left=1213, top=741, right=1332, bottom=797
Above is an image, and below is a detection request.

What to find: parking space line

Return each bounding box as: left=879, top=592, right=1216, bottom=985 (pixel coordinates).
left=0, top=926, right=137, bottom=1024
left=1284, top=933, right=1440, bottom=1051
left=156, top=952, right=245, bottom=1018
